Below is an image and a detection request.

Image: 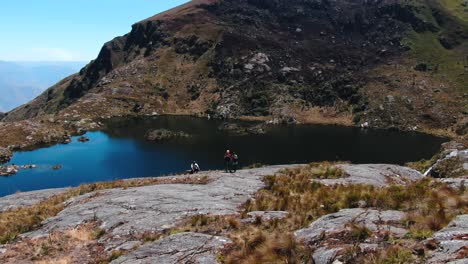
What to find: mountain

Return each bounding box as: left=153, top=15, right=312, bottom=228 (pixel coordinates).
left=0, top=61, right=86, bottom=112
left=1, top=0, right=467, bottom=135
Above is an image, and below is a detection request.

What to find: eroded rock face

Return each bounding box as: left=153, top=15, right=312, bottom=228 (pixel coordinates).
left=0, top=147, right=12, bottom=163
left=312, top=164, right=424, bottom=187
left=426, top=214, right=468, bottom=264
left=111, top=232, right=231, bottom=264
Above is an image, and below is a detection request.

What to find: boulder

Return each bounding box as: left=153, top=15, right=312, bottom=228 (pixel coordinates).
left=62, top=135, right=72, bottom=144
left=0, top=147, right=12, bottom=163
left=312, top=247, right=342, bottom=264
left=430, top=149, right=468, bottom=178
left=77, top=136, right=90, bottom=142
left=145, top=129, right=190, bottom=142
left=242, top=211, right=289, bottom=224
left=20, top=164, right=36, bottom=169
left=312, top=164, right=424, bottom=187
left=111, top=232, right=231, bottom=264
left=0, top=165, right=19, bottom=176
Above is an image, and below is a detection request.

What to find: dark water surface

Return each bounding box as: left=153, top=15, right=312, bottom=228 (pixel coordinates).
left=0, top=116, right=447, bottom=197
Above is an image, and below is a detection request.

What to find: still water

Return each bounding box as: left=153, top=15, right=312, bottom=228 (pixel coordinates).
left=0, top=116, right=447, bottom=197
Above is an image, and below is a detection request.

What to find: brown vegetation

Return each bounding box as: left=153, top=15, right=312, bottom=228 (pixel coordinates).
left=0, top=223, right=104, bottom=263
left=171, top=163, right=467, bottom=263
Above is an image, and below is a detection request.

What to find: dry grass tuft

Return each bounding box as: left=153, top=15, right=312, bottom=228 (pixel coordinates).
left=361, top=245, right=416, bottom=264
left=279, top=162, right=348, bottom=180
left=0, top=223, right=105, bottom=264
left=225, top=229, right=311, bottom=264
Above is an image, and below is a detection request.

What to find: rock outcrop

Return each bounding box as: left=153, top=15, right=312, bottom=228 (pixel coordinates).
left=111, top=232, right=231, bottom=264
left=0, top=188, right=69, bottom=213
left=295, top=208, right=408, bottom=264
left=312, top=164, right=424, bottom=187
left=426, top=214, right=468, bottom=264
left=428, top=142, right=468, bottom=179
left=241, top=211, right=289, bottom=224
left=17, top=166, right=294, bottom=249
left=145, top=129, right=190, bottom=142
left=0, top=164, right=38, bottom=176
left=0, top=147, right=12, bottom=163
left=295, top=208, right=407, bottom=245
left=0, top=162, right=465, bottom=263
left=0, top=165, right=18, bottom=176
left=77, top=136, right=90, bottom=142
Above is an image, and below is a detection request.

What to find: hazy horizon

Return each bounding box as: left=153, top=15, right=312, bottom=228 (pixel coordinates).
left=0, top=0, right=189, bottom=62
left=0, top=61, right=87, bottom=112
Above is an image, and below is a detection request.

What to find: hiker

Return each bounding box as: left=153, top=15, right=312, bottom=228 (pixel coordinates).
left=231, top=152, right=239, bottom=173
left=191, top=161, right=200, bottom=174
left=224, top=150, right=232, bottom=173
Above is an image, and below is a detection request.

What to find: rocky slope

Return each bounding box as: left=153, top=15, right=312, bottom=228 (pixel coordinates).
left=0, top=0, right=466, bottom=150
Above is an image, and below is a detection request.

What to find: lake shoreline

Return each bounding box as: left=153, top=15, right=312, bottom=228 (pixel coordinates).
left=0, top=116, right=449, bottom=197
left=0, top=113, right=457, bottom=155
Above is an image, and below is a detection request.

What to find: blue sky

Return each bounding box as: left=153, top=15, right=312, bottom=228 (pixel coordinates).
left=0, top=0, right=189, bottom=62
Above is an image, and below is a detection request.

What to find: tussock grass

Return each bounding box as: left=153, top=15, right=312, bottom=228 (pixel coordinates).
left=248, top=165, right=467, bottom=232
left=0, top=175, right=210, bottom=244
left=279, top=162, right=347, bottom=179
left=175, top=163, right=467, bottom=263
left=0, top=223, right=102, bottom=263
left=361, top=245, right=415, bottom=264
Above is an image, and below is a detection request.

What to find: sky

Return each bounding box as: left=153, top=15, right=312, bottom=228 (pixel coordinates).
left=0, top=0, right=189, bottom=62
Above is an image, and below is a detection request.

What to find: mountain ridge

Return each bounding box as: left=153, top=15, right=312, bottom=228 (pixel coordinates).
left=0, top=0, right=467, bottom=149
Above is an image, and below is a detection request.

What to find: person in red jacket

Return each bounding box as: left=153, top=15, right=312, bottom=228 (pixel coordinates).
left=224, top=150, right=233, bottom=173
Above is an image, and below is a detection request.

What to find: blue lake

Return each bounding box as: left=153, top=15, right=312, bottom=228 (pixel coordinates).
left=0, top=116, right=447, bottom=197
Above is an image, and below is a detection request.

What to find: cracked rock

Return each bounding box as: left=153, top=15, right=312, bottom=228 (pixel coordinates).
left=111, top=232, right=231, bottom=264
left=295, top=208, right=407, bottom=245
left=311, top=164, right=424, bottom=187
left=426, top=214, right=468, bottom=264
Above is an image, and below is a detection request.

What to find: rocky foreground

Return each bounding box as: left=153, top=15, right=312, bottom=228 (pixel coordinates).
left=0, top=161, right=466, bottom=263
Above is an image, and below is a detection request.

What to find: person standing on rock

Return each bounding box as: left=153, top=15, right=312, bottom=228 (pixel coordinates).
left=224, top=150, right=233, bottom=173
left=191, top=161, right=200, bottom=174
left=231, top=152, right=239, bottom=173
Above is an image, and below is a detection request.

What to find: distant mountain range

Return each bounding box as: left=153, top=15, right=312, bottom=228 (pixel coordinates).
left=0, top=61, right=86, bottom=112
